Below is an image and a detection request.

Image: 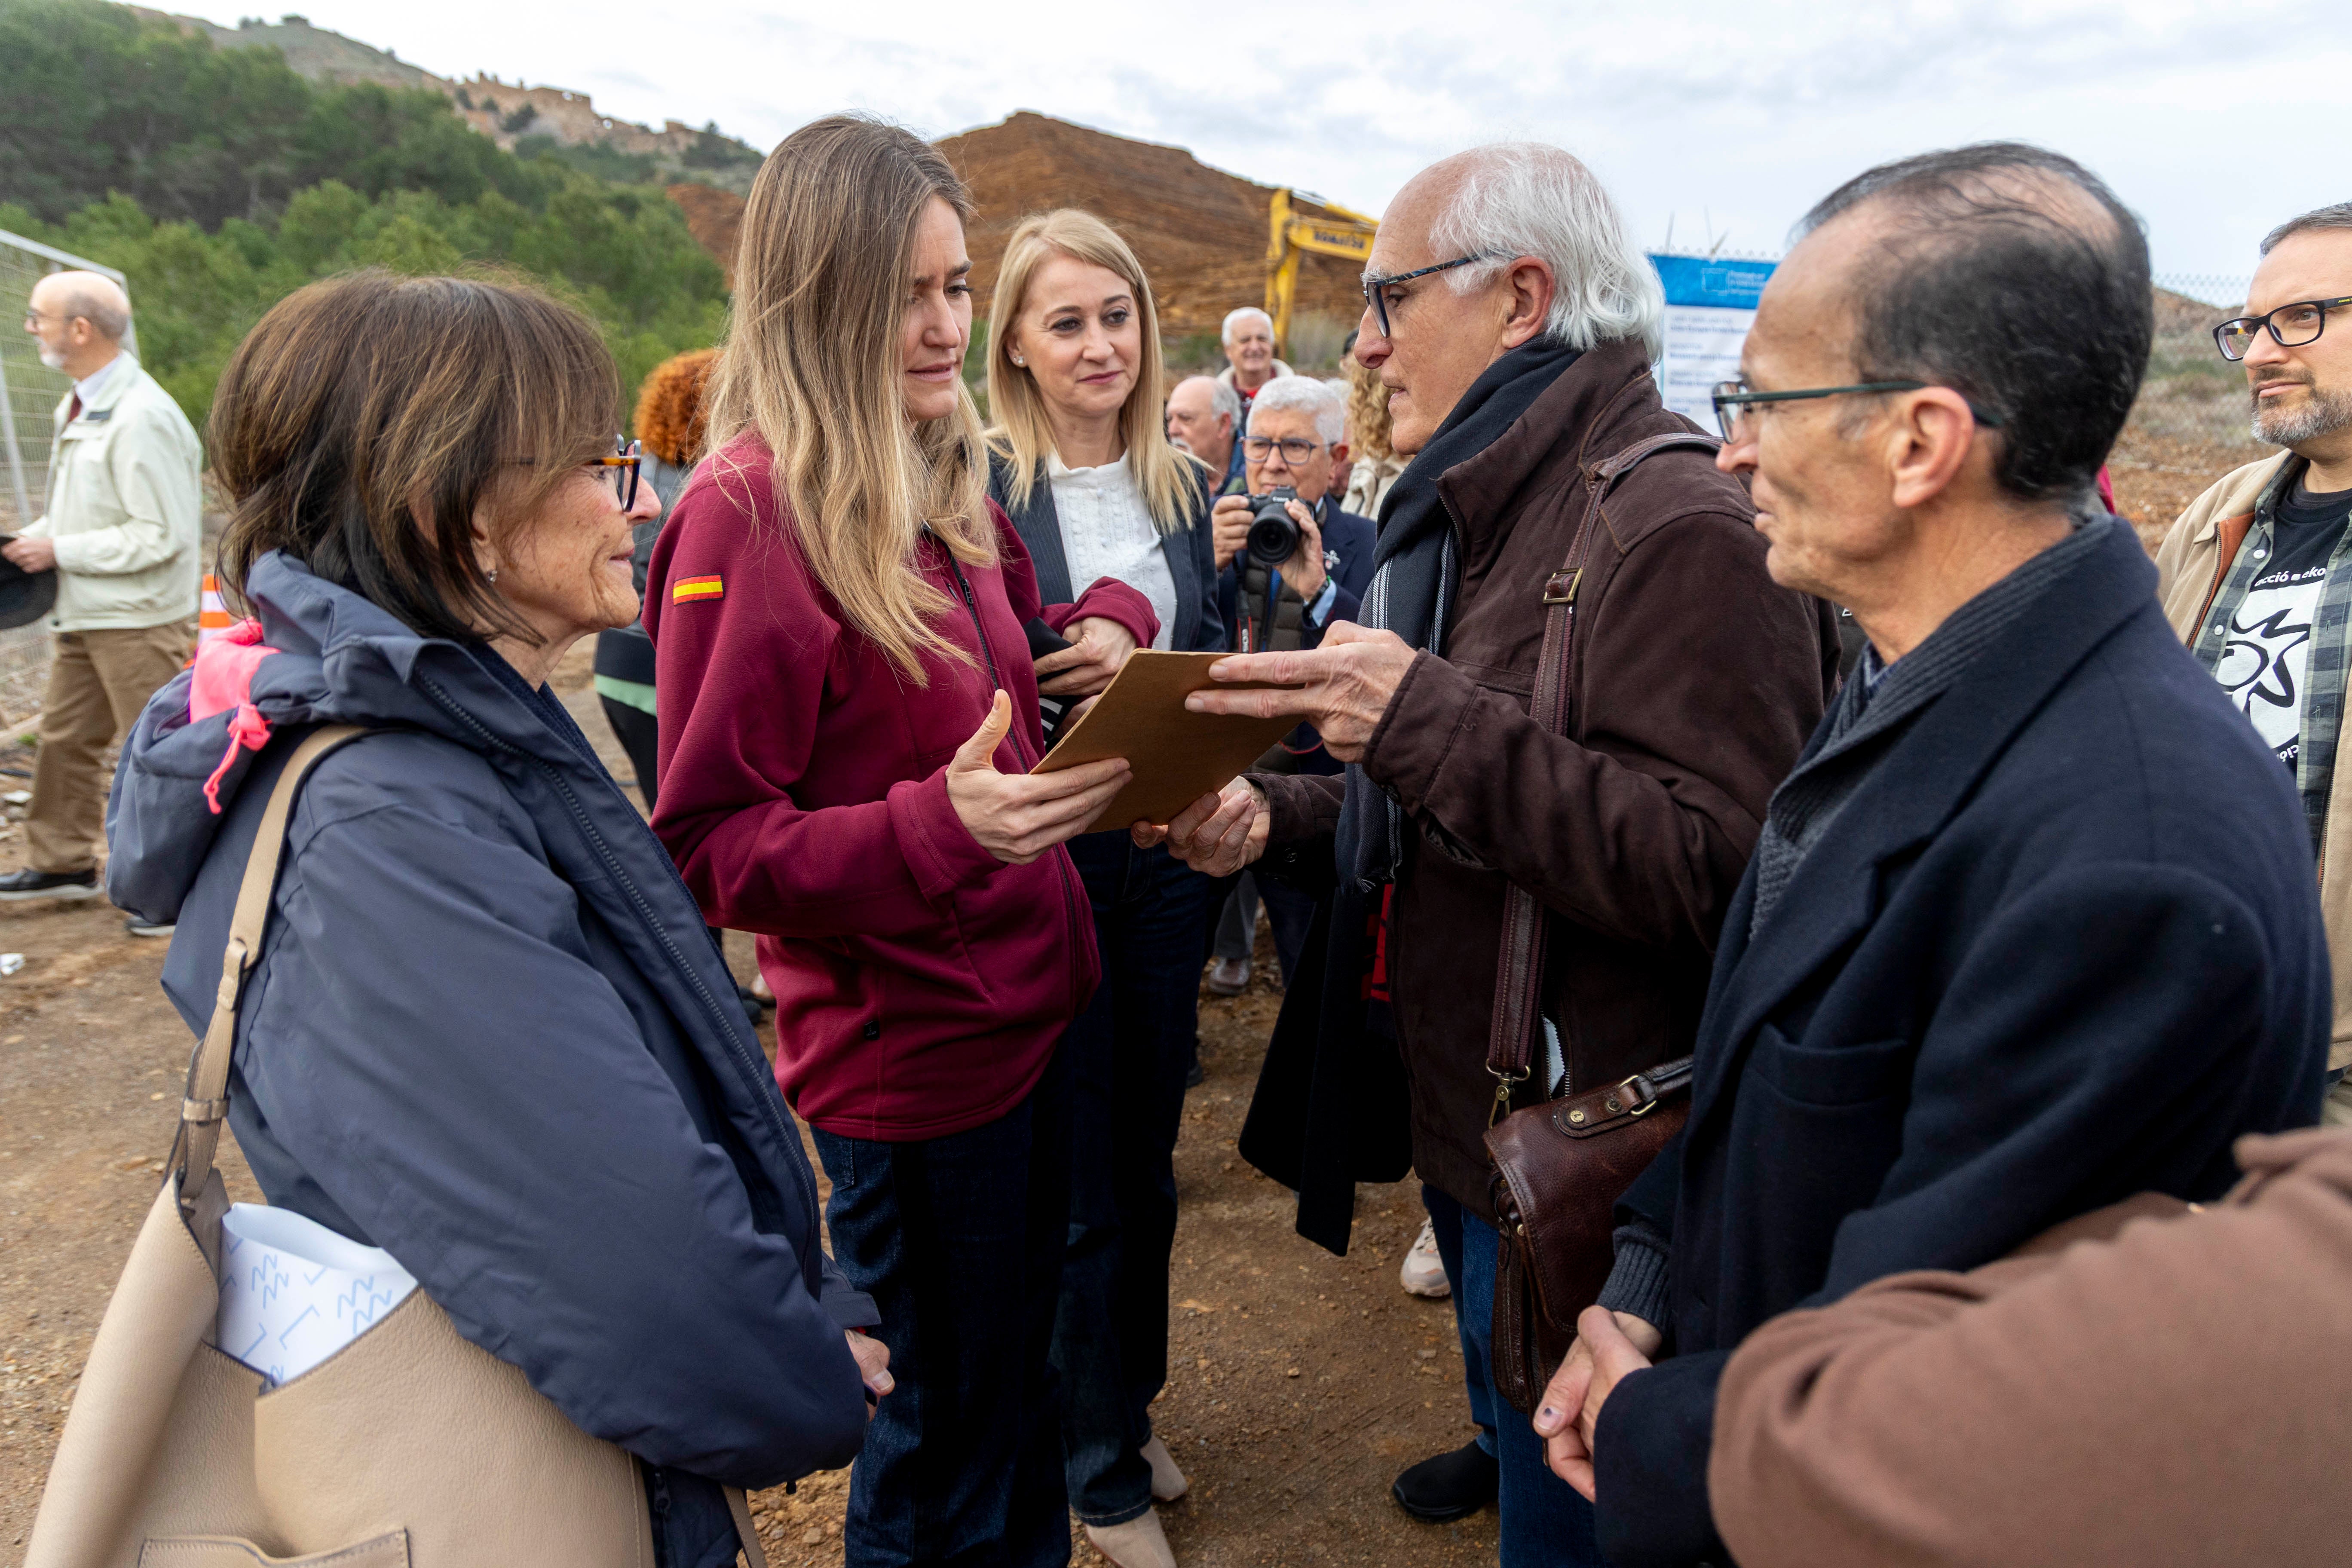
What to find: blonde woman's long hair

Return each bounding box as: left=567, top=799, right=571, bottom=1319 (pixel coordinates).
left=985, top=210, right=1201, bottom=534
left=1343, top=353, right=1395, bottom=465
left=704, top=114, right=992, bottom=683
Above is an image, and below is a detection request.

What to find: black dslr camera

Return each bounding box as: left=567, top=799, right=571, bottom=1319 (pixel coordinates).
left=1245, top=486, right=1302, bottom=569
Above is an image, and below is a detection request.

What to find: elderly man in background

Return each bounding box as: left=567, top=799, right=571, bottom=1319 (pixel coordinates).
left=1214, top=307, right=1292, bottom=490
left=1200, top=375, right=1377, bottom=994
left=3, top=271, right=200, bottom=933
left=1534, top=144, right=2327, bottom=1568
left=1165, top=375, right=1244, bottom=496
left=2156, top=202, right=2352, bottom=1125
left=1145, top=143, right=1834, bottom=1565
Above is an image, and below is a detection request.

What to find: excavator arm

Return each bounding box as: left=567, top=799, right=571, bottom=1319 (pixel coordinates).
left=1265, top=188, right=1379, bottom=359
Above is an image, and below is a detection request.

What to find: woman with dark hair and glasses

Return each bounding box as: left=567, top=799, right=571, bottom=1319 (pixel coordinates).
left=105, top=269, right=888, bottom=1565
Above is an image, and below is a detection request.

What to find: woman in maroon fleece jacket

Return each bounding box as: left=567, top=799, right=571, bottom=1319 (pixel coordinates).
left=644, top=117, right=1155, bottom=1568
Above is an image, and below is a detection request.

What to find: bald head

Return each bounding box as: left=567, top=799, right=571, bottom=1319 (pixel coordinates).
left=27, top=271, right=132, bottom=381
left=1167, top=374, right=1239, bottom=472
left=32, top=272, right=130, bottom=342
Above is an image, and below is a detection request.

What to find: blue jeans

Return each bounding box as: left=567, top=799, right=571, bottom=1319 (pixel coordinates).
left=810, top=1050, right=1072, bottom=1568
left=1054, top=834, right=1212, bottom=1525
left=1424, top=1185, right=1605, bottom=1568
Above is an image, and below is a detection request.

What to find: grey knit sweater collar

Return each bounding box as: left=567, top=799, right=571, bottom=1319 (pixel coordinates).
left=1747, top=514, right=2106, bottom=938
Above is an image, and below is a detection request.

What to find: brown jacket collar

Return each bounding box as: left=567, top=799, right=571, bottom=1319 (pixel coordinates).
left=1437, top=339, right=1665, bottom=572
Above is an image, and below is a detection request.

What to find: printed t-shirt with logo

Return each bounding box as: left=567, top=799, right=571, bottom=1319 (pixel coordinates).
left=2216, top=476, right=2352, bottom=770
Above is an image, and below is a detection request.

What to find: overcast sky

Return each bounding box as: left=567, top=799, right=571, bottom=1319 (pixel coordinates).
left=190, top=0, right=2348, bottom=293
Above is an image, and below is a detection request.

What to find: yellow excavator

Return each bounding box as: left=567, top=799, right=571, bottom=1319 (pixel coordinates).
left=1264, top=189, right=1378, bottom=358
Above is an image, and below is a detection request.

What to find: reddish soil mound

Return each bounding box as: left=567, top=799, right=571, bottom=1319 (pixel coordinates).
left=940, top=112, right=1366, bottom=340
left=665, top=113, right=1368, bottom=343
left=667, top=181, right=745, bottom=284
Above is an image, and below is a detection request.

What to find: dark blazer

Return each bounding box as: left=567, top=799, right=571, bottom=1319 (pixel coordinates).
left=1217, top=500, right=1377, bottom=776
left=1594, top=518, right=2331, bottom=1567
left=1214, top=498, right=1378, bottom=653
left=986, top=450, right=1225, bottom=654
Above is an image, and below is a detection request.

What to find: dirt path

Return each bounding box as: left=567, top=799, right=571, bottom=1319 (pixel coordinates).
left=0, top=647, right=1496, bottom=1567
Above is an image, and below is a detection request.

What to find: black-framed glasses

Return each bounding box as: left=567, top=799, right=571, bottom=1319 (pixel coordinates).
left=518, top=437, right=641, bottom=508
left=2214, top=297, right=2352, bottom=361
left=1360, top=254, right=1497, bottom=338
left=594, top=436, right=643, bottom=511
left=1241, top=435, right=1323, bottom=464
left=1709, top=379, right=2007, bottom=443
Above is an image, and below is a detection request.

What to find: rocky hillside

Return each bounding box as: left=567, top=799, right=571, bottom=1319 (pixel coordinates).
left=131, top=8, right=765, bottom=191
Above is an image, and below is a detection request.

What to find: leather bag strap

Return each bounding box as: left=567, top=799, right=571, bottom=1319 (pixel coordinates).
left=1484, top=433, right=1722, bottom=1118
left=176, top=723, right=369, bottom=1213
left=727, top=1487, right=772, bottom=1567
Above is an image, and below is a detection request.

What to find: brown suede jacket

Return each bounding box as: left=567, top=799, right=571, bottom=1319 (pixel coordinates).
left=1256, top=340, right=1837, bottom=1217
left=1711, top=1128, right=2352, bottom=1568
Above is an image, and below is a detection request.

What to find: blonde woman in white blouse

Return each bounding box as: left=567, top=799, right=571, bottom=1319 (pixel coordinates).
left=983, top=208, right=1222, bottom=1568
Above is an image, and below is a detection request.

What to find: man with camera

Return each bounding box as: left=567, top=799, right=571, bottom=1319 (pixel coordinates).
left=1201, top=376, right=1375, bottom=992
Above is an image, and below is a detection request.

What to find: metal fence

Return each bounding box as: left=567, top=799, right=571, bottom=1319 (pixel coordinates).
left=0, top=230, right=135, bottom=729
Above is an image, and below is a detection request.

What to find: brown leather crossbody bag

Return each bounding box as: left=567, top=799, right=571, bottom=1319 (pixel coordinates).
left=1480, top=432, right=1716, bottom=1414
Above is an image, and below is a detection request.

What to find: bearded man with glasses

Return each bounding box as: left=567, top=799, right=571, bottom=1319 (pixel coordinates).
left=2156, top=203, right=2352, bottom=1129
left=1139, top=143, right=1836, bottom=1567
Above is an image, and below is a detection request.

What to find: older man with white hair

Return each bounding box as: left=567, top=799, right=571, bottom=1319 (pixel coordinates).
left=1214, top=306, right=1292, bottom=489
left=1200, top=374, right=1377, bottom=993
left=1142, top=144, right=1836, bottom=1564
left=1165, top=374, right=1243, bottom=494
left=5, top=270, right=201, bottom=930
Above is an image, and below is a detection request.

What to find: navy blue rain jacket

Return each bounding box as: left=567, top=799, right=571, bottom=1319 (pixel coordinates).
left=107, top=552, right=873, bottom=1566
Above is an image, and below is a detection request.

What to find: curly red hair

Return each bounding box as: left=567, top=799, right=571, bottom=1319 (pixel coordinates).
left=631, top=347, right=720, bottom=467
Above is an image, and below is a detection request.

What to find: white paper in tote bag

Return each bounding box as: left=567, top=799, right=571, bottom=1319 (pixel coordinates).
left=215, top=1202, right=420, bottom=1388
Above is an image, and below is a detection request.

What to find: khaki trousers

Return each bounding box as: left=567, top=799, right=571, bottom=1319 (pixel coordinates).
left=26, top=619, right=196, bottom=873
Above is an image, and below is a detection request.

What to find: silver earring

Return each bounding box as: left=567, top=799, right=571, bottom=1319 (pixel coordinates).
left=486, top=568, right=499, bottom=584
left=1011, top=352, right=1025, bottom=366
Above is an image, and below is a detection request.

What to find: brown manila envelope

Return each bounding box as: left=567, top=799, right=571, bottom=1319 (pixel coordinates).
left=1031, top=649, right=1303, bottom=828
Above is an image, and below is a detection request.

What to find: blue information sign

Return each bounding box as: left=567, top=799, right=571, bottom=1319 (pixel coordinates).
left=1648, top=254, right=1778, bottom=310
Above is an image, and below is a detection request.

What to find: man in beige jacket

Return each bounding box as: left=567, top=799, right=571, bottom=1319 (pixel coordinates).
left=4, top=271, right=201, bottom=930
left=2154, top=203, right=2352, bottom=1123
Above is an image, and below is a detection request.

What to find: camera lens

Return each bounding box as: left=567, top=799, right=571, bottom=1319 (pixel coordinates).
left=1246, top=487, right=1300, bottom=568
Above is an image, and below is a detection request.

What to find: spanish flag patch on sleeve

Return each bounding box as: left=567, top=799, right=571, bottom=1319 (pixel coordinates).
left=672, top=574, right=724, bottom=603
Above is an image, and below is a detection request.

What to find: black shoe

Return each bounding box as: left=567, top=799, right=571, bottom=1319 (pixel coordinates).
left=736, top=980, right=773, bottom=1012
left=0, top=867, right=98, bottom=901
left=125, top=914, right=175, bottom=938
left=1392, top=1440, right=1499, bottom=1522
left=1185, top=1056, right=1205, bottom=1088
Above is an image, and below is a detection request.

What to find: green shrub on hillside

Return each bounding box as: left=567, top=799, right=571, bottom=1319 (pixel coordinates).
left=1, top=180, right=726, bottom=434
left=0, top=0, right=557, bottom=226
left=0, top=0, right=729, bottom=435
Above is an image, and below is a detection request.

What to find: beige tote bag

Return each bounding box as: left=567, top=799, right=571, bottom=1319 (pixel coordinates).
left=27, top=725, right=769, bottom=1568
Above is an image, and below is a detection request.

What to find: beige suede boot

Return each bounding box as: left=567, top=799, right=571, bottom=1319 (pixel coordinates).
left=1140, top=1433, right=1188, bottom=1501
left=1084, top=1509, right=1177, bottom=1568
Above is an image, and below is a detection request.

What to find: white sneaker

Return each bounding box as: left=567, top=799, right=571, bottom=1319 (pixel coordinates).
left=1085, top=1510, right=1177, bottom=1568
left=1140, top=1433, right=1188, bottom=1501
left=1400, top=1217, right=1450, bottom=1298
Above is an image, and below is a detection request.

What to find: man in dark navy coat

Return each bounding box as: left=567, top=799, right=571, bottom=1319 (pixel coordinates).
left=1534, top=142, right=2332, bottom=1567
